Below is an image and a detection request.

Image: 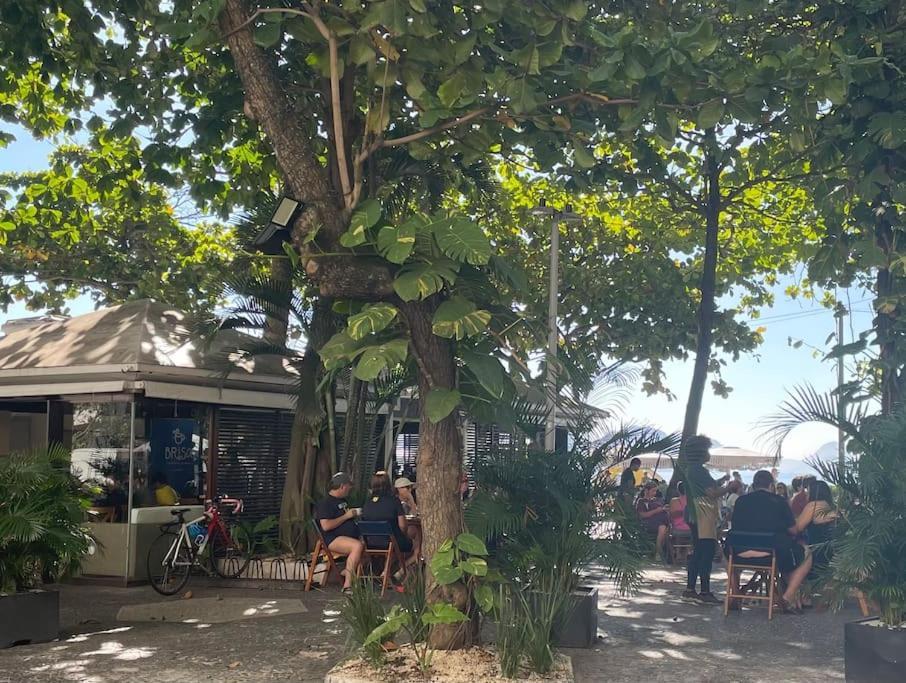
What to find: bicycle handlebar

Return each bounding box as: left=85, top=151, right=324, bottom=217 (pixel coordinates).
left=205, top=496, right=244, bottom=514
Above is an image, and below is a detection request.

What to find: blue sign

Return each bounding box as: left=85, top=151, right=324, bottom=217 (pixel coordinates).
left=150, top=419, right=198, bottom=496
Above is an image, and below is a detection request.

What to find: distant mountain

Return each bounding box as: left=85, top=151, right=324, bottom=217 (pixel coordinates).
left=813, top=441, right=839, bottom=462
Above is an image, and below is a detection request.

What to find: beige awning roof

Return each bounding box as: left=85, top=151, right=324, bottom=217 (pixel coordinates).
left=0, top=300, right=297, bottom=403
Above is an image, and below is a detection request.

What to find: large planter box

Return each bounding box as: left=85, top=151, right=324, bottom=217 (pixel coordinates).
left=845, top=617, right=906, bottom=682
left=0, top=590, right=59, bottom=648
left=553, top=586, right=598, bottom=649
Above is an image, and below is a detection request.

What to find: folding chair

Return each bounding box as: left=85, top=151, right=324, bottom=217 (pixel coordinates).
left=723, top=530, right=781, bottom=620
left=304, top=518, right=348, bottom=592
left=357, top=520, right=407, bottom=597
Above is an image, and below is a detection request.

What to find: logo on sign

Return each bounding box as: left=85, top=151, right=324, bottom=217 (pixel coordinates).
left=165, top=427, right=193, bottom=462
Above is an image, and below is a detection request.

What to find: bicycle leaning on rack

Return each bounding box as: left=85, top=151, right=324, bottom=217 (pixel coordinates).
left=146, top=495, right=252, bottom=595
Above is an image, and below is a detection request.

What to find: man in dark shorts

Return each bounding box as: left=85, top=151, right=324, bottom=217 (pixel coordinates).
left=314, top=472, right=364, bottom=590
left=729, top=469, right=813, bottom=611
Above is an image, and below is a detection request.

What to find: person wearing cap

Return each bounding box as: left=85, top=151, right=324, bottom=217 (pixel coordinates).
left=314, top=472, right=364, bottom=590
left=394, top=476, right=417, bottom=515
left=393, top=476, right=422, bottom=562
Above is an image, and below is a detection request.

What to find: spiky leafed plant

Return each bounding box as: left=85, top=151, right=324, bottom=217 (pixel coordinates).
left=0, top=445, right=92, bottom=593
left=465, top=419, right=680, bottom=597
left=762, top=384, right=906, bottom=626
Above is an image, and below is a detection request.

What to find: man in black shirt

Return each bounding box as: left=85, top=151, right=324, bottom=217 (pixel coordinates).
left=314, top=472, right=364, bottom=591
left=620, top=457, right=641, bottom=496
left=729, top=469, right=812, bottom=611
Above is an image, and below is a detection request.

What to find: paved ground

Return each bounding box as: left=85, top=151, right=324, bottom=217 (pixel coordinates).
left=0, top=566, right=858, bottom=682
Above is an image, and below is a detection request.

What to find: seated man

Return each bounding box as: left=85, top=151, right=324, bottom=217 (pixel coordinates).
left=314, top=472, right=364, bottom=591
left=152, top=471, right=179, bottom=506
left=636, top=481, right=670, bottom=561
left=728, top=469, right=813, bottom=612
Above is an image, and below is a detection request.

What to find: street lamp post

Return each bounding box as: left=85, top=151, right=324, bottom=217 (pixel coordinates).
left=530, top=199, right=582, bottom=452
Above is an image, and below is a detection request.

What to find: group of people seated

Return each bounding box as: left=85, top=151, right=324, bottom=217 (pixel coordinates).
left=624, top=437, right=838, bottom=613
left=313, top=470, right=422, bottom=591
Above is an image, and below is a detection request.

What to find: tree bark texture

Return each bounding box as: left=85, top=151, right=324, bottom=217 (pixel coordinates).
left=681, top=146, right=721, bottom=448
left=278, top=299, right=334, bottom=552
left=219, top=0, right=394, bottom=299
left=400, top=299, right=471, bottom=649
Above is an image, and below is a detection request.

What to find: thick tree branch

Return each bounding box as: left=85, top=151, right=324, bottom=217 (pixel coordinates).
left=218, top=0, right=333, bottom=213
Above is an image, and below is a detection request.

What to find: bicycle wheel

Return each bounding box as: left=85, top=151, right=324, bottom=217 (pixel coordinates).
left=147, top=531, right=192, bottom=595
left=209, top=523, right=252, bottom=579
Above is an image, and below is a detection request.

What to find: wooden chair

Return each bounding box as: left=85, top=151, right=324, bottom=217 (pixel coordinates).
left=723, top=530, right=781, bottom=620
left=357, top=520, right=407, bottom=597
left=667, top=528, right=692, bottom=564
left=304, top=518, right=348, bottom=592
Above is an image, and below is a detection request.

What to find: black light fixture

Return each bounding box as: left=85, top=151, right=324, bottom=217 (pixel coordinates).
left=250, top=196, right=302, bottom=254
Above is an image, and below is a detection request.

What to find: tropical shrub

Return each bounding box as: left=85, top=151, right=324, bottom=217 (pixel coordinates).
left=0, top=445, right=92, bottom=593
left=764, top=386, right=906, bottom=626
left=339, top=577, right=387, bottom=666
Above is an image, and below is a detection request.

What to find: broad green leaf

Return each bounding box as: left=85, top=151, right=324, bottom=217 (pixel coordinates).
left=319, top=331, right=361, bottom=369
left=353, top=338, right=409, bottom=381
left=490, top=255, right=529, bottom=291
left=475, top=584, right=495, bottom=613
left=505, top=77, right=539, bottom=114
left=459, top=557, right=488, bottom=576
left=254, top=20, right=282, bottom=48
left=377, top=219, right=418, bottom=264
left=460, top=349, right=505, bottom=399
left=393, top=261, right=459, bottom=301
left=421, top=603, right=469, bottom=625
left=347, top=303, right=398, bottom=340
left=430, top=549, right=454, bottom=575
left=425, top=387, right=461, bottom=423
left=341, top=199, right=382, bottom=247
left=697, top=99, right=724, bottom=129
left=432, top=296, right=491, bottom=340
left=430, top=564, right=464, bottom=586
left=823, top=79, right=847, bottom=106
left=564, top=0, right=587, bottom=21
left=364, top=610, right=409, bottom=646
left=573, top=143, right=596, bottom=169
left=454, top=532, right=488, bottom=556
left=438, top=72, right=466, bottom=108
left=433, top=217, right=491, bottom=265
left=409, top=0, right=427, bottom=12
left=438, top=539, right=454, bottom=553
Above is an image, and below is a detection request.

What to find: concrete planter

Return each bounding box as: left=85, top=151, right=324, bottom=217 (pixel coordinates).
left=0, top=589, right=59, bottom=648
left=845, top=617, right=906, bottom=682
left=553, top=586, right=598, bottom=649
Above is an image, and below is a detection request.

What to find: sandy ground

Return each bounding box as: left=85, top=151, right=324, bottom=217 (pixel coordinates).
left=0, top=565, right=859, bottom=683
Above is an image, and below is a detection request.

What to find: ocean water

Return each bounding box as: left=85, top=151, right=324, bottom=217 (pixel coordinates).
left=648, top=459, right=828, bottom=486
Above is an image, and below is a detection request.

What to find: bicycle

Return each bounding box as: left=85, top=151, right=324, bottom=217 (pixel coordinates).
left=147, top=496, right=252, bottom=596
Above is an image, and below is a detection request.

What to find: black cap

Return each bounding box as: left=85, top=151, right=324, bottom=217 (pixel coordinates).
left=330, top=472, right=352, bottom=489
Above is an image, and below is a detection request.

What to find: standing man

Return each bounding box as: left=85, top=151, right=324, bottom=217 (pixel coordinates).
left=620, top=457, right=642, bottom=497
left=682, top=435, right=731, bottom=604
left=314, top=472, right=364, bottom=591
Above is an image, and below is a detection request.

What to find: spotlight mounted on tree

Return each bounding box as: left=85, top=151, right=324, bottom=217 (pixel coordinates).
left=250, top=195, right=303, bottom=254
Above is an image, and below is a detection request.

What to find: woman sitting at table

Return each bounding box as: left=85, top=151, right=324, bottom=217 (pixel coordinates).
left=794, top=479, right=837, bottom=575
left=669, top=481, right=691, bottom=537
left=363, top=472, right=417, bottom=568
left=636, top=481, right=670, bottom=561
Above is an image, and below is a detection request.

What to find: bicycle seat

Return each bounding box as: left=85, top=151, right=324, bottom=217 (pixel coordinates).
left=170, top=508, right=190, bottom=516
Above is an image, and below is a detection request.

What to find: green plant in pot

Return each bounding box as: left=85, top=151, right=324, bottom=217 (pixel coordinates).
left=0, top=445, right=92, bottom=648
left=465, top=421, right=677, bottom=665
left=764, top=385, right=906, bottom=681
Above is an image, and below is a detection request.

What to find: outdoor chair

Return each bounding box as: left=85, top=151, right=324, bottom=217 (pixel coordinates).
left=303, top=517, right=348, bottom=592
left=357, top=520, right=407, bottom=597
left=723, top=530, right=781, bottom=620
left=667, top=527, right=692, bottom=564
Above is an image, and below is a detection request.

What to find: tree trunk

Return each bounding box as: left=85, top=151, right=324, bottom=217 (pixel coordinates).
left=400, top=299, right=472, bottom=649
left=263, top=256, right=292, bottom=346
left=873, top=202, right=903, bottom=414
left=278, top=299, right=333, bottom=552
left=681, top=145, right=721, bottom=449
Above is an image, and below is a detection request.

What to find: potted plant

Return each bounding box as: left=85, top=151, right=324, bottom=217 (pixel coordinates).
left=465, top=421, right=676, bottom=649
left=765, top=386, right=906, bottom=682
left=0, top=445, right=92, bottom=648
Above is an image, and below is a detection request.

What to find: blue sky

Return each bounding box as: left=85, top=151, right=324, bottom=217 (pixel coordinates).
left=2, top=125, right=872, bottom=462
